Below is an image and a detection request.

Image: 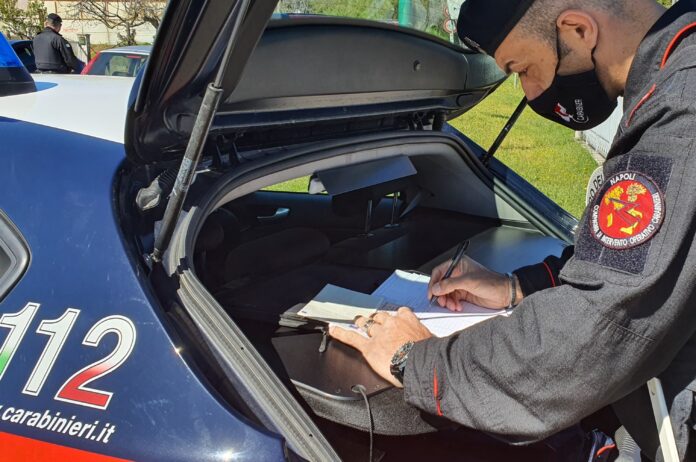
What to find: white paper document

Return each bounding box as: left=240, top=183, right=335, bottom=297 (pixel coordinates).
left=297, top=284, right=382, bottom=322
left=298, top=270, right=507, bottom=337
left=372, top=270, right=507, bottom=337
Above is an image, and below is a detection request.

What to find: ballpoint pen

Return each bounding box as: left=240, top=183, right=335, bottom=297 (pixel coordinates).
left=429, top=240, right=470, bottom=305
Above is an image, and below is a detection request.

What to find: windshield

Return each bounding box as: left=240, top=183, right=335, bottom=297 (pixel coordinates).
left=274, top=0, right=466, bottom=47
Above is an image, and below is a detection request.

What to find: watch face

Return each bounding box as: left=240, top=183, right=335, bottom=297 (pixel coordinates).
left=390, top=341, right=415, bottom=383
left=390, top=349, right=406, bottom=366
left=390, top=342, right=413, bottom=366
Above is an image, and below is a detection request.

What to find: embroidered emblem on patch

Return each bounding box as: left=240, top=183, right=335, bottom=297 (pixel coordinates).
left=590, top=172, right=665, bottom=250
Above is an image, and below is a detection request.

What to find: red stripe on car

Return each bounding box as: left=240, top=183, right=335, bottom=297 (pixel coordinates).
left=0, top=431, right=131, bottom=462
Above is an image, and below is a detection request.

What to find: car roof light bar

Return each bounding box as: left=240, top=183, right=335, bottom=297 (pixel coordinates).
left=150, top=0, right=253, bottom=263
left=0, top=33, right=36, bottom=97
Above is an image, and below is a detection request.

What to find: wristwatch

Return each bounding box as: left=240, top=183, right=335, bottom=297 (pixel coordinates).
left=390, top=341, right=415, bottom=384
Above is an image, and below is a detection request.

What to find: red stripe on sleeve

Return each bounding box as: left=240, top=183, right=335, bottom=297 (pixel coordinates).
left=661, top=22, right=696, bottom=69
left=542, top=262, right=556, bottom=287
left=596, top=443, right=616, bottom=456
left=626, top=84, right=657, bottom=127
left=433, top=368, right=443, bottom=417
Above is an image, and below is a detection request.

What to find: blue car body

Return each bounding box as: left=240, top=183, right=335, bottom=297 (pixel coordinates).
left=0, top=120, right=286, bottom=461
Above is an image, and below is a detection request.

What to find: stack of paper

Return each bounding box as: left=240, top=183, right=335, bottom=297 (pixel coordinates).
left=297, top=285, right=383, bottom=322
left=297, top=270, right=507, bottom=337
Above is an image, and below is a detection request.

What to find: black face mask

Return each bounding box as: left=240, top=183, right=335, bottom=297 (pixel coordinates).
left=528, top=37, right=617, bottom=130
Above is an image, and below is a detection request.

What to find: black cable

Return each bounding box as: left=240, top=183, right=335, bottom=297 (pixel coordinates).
left=352, top=384, right=374, bottom=462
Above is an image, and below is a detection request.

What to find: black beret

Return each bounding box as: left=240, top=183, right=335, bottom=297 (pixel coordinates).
left=457, top=0, right=536, bottom=55
left=47, top=13, right=62, bottom=23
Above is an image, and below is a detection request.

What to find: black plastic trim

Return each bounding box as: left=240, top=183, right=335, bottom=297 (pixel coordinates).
left=0, top=209, right=30, bottom=302
left=267, top=16, right=473, bottom=54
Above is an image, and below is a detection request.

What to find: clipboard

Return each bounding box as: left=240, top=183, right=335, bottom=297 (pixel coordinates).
left=272, top=331, right=392, bottom=400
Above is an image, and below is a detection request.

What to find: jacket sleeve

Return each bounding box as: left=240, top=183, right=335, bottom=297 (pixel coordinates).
left=56, top=37, right=80, bottom=72
left=513, top=245, right=575, bottom=296
left=403, top=67, right=696, bottom=444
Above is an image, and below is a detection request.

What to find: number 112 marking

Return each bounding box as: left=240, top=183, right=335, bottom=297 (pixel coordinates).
left=0, top=303, right=39, bottom=380
left=0, top=303, right=137, bottom=411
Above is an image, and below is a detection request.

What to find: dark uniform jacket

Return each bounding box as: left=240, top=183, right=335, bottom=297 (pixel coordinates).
left=33, top=27, right=80, bottom=73
left=404, top=2, right=696, bottom=460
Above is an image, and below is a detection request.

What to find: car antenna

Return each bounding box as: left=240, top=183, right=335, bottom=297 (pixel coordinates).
left=150, top=0, right=253, bottom=264
left=482, top=97, right=527, bottom=165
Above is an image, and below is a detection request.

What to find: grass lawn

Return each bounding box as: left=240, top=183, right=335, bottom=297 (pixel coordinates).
left=450, top=78, right=599, bottom=218
left=267, top=78, right=599, bottom=218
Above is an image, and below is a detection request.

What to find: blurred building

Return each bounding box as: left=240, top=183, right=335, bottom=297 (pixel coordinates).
left=4, top=0, right=164, bottom=45
left=44, top=0, right=163, bottom=44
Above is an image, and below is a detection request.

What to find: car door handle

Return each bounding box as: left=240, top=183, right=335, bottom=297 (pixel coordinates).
left=257, top=207, right=290, bottom=223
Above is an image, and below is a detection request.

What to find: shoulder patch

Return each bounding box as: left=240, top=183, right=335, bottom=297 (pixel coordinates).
left=590, top=172, right=665, bottom=250
left=575, top=154, right=673, bottom=275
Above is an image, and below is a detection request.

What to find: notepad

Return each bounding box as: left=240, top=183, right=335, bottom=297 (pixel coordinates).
left=297, top=284, right=383, bottom=323
left=298, top=270, right=507, bottom=337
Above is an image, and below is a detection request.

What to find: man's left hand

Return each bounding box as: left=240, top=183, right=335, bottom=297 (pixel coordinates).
left=329, top=307, right=432, bottom=387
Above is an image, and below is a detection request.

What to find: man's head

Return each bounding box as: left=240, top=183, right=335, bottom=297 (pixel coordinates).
left=45, top=13, right=62, bottom=33
left=458, top=0, right=664, bottom=101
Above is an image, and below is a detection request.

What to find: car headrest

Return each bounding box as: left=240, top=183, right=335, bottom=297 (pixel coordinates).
left=196, top=209, right=240, bottom=252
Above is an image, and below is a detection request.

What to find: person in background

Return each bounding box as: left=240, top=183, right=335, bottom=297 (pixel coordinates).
left=33, top=13, right=82, bottom=74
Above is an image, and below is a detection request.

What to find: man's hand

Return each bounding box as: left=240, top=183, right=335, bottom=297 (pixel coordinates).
left=329, top=308, right=432, bottom=388
left=427, top=256, right=522, bottom=311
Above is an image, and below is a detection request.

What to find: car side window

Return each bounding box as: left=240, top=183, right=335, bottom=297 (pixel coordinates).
left=16, top=44, right=30, bottom=58
left=106, top=55, right=131, bottom=76
left=451, top=78, right=599, bottom=218
left=0, top=210, right=30, bottom=302
left=263, top=176, right=312, bottom=193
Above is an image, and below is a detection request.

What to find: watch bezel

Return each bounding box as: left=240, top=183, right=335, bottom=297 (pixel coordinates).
left=389, top=341, right=415, bottom=383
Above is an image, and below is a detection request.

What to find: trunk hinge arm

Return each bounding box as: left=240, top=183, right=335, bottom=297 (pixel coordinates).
left=482, top=97, right=527, bottom=165
left=432, top=112, right=446, bottom=131
left=150, top=0, right=252, bottom=263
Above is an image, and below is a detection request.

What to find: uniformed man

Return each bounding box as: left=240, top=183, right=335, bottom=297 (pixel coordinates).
left=33, top=13, right=82, bottom=74
left=330, top=0, right=696, bottom=460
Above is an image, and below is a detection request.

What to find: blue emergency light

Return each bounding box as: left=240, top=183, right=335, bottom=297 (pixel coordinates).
left=0, top=32, right=36, bottom=97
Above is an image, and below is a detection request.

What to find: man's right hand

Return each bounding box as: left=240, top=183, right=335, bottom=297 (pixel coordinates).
left=427, top=256, right=522, bottom=311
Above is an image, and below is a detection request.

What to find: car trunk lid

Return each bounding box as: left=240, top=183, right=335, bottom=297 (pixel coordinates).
left=125, top=0, right=505, bottom=165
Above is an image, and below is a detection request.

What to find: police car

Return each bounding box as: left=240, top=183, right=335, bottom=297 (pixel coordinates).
left=0, top=1, right=588, bottom=460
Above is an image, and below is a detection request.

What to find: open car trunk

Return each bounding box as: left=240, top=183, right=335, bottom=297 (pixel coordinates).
left=155, top=131, right=573, bottom=460
left=121, top=2, right=579, bottom=458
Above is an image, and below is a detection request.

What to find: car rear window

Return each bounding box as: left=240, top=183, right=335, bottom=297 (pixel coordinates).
left=88, top=52, right=148, bottom=77
left=274, top=0, right=467, bottom=48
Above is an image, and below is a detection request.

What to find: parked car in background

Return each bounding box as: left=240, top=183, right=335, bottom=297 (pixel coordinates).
left=82, top=45, right=151, bottom=77
left=9, top=40, right=36, bottom=73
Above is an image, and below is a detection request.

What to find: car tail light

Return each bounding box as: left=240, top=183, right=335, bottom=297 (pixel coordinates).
left=81, top=52, right=100, bottom=75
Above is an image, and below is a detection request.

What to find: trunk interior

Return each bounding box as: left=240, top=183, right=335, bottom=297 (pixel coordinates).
left=178, top=135, right=571, bottom=460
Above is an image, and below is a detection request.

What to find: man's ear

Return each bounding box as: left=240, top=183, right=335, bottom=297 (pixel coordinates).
left=557, top=10, right=599, bottom=52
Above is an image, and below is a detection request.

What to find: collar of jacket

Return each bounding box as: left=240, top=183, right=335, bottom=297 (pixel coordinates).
left=624, top=0, right=696, bottom=105
left=41, top=26, right=60, bottom=36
